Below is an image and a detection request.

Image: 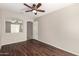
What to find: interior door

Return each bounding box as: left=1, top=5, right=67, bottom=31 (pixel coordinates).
left=27, top=21, right=33, bottom=40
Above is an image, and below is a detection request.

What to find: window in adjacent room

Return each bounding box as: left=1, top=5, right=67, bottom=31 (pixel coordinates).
left=11, top=24, right=20, bottom=33
left=5, top=20, right=23, bottom=33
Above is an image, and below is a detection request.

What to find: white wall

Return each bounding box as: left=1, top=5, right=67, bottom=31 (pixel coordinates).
left=0, top=10, right=33, bottom=46
left=0, top=11, right=2, bottom=49
left=33, top=21, right=38, bottom=40
left=0, top=18, right=1, bottom=49
left=37, top=4, right=79, bottom=55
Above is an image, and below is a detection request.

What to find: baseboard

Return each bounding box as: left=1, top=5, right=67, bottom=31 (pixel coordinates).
left=37, top=40, right=78, bottom=55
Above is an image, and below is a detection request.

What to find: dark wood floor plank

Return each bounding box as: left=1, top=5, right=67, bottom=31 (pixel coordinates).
left=0, top=39, right=76, bottom=56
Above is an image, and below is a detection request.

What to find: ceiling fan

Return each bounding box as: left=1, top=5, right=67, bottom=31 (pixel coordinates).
left=24, top=3, right=45, bottom=15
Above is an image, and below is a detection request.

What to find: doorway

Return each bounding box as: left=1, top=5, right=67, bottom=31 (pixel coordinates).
left=27, top=21, right=33, bottom=40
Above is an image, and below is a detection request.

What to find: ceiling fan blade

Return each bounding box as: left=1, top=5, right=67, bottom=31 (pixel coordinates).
left=24, top=3, right=32, bottom=9
left=36, top=3, right=41, bottom=9
left=37, top=10, right=45, bottom=12
left=25, top=10, right=32, bottom=12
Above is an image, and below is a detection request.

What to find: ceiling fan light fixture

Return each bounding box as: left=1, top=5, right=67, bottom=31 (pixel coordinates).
left=32, top=10, right=37, bottom=15
left=32, top=10, right=37, bottom=13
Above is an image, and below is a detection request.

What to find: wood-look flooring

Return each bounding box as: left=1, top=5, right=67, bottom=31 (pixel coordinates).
left=0, top=39, right=76, bottom=56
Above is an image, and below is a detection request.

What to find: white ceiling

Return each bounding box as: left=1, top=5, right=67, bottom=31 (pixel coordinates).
left=0, top=3, right=72, bottom=18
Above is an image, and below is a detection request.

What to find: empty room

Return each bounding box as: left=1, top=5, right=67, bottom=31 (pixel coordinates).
left=0, top=3, right=78, bottom=56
